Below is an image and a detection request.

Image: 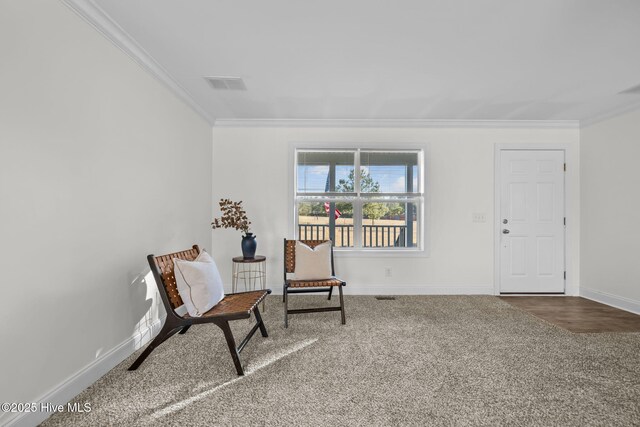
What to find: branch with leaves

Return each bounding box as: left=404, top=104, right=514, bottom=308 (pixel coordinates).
left=211, top=199, right=251, bottom=234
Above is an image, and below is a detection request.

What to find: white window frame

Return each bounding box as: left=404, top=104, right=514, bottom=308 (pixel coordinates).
left=289, top=142, right=430, bottom=257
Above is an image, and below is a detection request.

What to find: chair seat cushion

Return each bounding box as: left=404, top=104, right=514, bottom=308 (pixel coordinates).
left=287, top=278, right=344, bottom=288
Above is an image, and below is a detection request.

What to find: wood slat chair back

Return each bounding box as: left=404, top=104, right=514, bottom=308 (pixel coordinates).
left=282, top=239, right=346, bottom=328
left=128, top=244, right=271, bottom=375
left=151, top=245, right=200, bottom=310
left=284, top=239, right=335, bottom=277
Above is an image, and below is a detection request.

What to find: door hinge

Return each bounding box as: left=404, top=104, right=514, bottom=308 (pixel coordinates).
left=564, top=163, right=567, bottom=171
left=564, top=217, right=566, bottom=226
left=564, top=271, right=566, bottom=280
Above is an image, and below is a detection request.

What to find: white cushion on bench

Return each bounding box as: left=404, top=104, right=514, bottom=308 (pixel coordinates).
left=173, top=250, right=225, bottom=317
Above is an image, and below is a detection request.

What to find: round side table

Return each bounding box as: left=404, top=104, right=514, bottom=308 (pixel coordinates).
left=232, top=255, right=267, bottom=294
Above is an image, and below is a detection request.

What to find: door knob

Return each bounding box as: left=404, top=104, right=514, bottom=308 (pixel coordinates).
left=502, top=229, right=510, bottom=234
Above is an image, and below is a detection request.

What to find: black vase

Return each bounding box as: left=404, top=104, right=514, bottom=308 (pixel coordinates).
left=241, top=233, right=257, bottom=259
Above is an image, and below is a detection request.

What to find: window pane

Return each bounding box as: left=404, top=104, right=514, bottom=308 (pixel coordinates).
left=335, top=165, right=353, bottom=193
left=361, top=202, right=419, bottom=248
left=360, top=151, right=420, bottom=193
left=297, top=151, right=355, bottom=193
left=297, top=201, right=354, bottom=247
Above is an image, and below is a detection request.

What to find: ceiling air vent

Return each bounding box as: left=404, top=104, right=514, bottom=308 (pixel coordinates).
left=618, top=82, right=640, bottom=95
left=204, top=76, right=246, bottom=91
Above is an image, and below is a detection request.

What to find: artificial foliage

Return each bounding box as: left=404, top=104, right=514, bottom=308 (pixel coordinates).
left=211, top=199, right=251, bottom=234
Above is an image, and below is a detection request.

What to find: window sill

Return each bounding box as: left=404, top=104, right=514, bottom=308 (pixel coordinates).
left=334, top=248, right=429, bottom=258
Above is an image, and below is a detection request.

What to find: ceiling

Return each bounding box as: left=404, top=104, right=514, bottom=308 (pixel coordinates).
left=86, top=0, right=640, bottom=124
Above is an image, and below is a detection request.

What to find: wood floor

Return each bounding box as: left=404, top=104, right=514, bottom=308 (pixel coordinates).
left=499, top=296, right=640, bottom=333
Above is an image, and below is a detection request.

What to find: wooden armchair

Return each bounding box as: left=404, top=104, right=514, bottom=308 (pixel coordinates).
left=129, top=245, right=271, bottom=375
left=283, top=239, right=346, bottom=328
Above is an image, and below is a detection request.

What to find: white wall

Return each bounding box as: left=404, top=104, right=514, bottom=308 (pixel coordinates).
left=211, top=125, right=579, bottom=295
left=0, top=1, right=212, bottom=424
left=580, top=109, right=640, bottom=313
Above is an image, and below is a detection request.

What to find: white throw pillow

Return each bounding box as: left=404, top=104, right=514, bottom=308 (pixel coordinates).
left=294, top=241, right=333, bottom=280
left=173, top=250, right=225, bottom=317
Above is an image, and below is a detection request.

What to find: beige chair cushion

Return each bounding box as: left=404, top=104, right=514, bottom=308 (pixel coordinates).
left=294, top=240, right=332, bottom=280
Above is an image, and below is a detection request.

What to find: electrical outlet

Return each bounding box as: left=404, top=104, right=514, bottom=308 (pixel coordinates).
left=472, top=212, right=487, bottom=223
left=384, top=267, right=392, bottom=277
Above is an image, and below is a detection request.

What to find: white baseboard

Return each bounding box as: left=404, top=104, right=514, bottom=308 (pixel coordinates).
left=265, top=283, right=494, bottom=295
left=579, top=287, right=640, bottom=315
left=4, top=318, right=164, bottom=427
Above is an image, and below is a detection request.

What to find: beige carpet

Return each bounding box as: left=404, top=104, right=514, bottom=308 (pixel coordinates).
left=42, top=296, right=640, bottom=426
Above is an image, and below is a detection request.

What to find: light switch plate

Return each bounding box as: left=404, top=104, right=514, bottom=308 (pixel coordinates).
left=472, top=212, right=487, bottom=223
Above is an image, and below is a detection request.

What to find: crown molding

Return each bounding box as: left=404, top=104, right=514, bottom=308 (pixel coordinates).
left=213, top=118, right=579, bottom=129
left=60, top=0, right=215, bottom=125
left=66, top=0, right=640, bottom=131
left=579, top=100, right=640, bottom=128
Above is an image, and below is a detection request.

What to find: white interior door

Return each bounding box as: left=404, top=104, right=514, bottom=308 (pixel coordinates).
left=499, top=149, right=565, bottom=293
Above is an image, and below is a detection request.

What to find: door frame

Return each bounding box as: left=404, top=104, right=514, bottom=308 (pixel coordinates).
left=494, top=143, right=576, bottom=296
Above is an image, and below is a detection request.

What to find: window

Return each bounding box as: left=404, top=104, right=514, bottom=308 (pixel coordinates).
left=294, top=148, right=424, bottom=252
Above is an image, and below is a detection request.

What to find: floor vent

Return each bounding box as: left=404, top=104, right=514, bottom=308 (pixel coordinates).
left=375, top=296, right=396, bottom=301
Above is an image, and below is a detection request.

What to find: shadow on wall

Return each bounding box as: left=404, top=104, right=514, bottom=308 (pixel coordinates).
left=67, top=264, right=161, bottom=378
left=129, top=266, right=164, bottom=354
